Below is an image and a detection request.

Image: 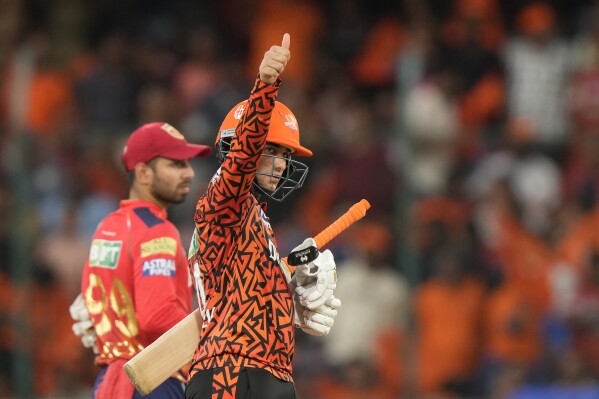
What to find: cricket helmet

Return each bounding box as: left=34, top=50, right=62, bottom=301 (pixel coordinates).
left=215, top=100, right=311, bottom=201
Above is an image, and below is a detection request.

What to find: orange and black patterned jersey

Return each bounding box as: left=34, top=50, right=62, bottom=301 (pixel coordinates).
left=188, top=77, right=295, bottom=382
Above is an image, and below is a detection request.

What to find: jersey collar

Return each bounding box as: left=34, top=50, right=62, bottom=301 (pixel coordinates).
left=120, top=199, right=167, bottom=219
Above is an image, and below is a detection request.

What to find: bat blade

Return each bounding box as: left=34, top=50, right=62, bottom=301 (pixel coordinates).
left=124, top=309, right=201, bottom=395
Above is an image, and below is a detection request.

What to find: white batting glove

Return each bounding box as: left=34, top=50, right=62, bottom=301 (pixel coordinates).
left=69, top=294, right=98, bottom=354
left=294, top=249, right=337, bottom=310
left=296, top=295, right=341, bottom=336
left=289, top=237, right=318, bottom=283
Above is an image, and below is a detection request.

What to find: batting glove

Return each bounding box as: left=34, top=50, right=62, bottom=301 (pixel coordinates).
left=294, top=249, right=337, bottom=310
left=295, top=295, right=341, bottom=336
left=69, top=294, right=98, bottom=354
left=289, top=237, right=318, bottom=282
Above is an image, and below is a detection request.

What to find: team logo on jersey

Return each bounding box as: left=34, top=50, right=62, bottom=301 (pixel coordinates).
left=89, top=239, right=122, bottom=269
left=142, top=258, right=176, bottom=277
left=141, top=237, right=177, bottom=258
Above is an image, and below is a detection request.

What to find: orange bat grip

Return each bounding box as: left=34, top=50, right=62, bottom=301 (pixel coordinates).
left=313, top=199, right=371, bottom=249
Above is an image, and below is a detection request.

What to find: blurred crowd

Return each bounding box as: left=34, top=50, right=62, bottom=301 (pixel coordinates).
left=2, top=0, right=599, bottom=398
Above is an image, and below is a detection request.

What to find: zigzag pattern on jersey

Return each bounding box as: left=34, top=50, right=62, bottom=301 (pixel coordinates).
left=200, top=84, right=278, bottom=228
left=211, top=366, right=240, bottom=399
left=189, top=78, right=295, bottom=383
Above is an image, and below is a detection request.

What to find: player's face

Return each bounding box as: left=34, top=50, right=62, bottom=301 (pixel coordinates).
left=149, top=157, right=195, bottom=205
left=256, top=143, right=291, bottom=193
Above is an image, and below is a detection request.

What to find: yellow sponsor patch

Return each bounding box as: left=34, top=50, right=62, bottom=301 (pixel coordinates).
left=141, top=237, right=177, bottom=258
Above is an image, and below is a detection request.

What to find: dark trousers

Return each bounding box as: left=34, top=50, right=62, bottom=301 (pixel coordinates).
left=186, top=367, right=296, bottom=399
left=92, top=365, right=185, bottom=399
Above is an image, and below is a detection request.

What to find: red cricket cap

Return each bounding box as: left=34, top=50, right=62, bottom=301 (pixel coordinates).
left=122, top=122, right=212, bottom=171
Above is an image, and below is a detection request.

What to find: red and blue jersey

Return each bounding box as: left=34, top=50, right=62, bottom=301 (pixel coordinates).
left=81, top=199, right=192, bottom=365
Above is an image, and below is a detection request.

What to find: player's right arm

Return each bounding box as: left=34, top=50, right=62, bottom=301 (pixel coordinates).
left=199, top=34, right=291, bottom=225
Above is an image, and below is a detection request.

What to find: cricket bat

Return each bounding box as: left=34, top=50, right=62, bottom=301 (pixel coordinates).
left=124, top=199, right=371, bottom=395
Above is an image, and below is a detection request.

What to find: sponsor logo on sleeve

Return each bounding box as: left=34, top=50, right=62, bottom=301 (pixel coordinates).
left=89, top=240, right=123, bottom=269
left=140, top=237, right=177, bottom=258
left=188, top=229, right=199, bottom=260
left=142, top=258, right=176, bottom=277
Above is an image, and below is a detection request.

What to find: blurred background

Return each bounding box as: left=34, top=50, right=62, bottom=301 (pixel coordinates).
left=3, top=0, right=599, bottom=398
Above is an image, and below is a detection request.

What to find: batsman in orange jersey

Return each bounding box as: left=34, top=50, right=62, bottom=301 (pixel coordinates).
left=186, top=33, right=341, bottom=399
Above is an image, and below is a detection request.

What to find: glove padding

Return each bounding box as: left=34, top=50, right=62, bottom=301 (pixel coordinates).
left=69, top=294, right=98, bottom=354
left=293, top=249, right=337, bottom=310
left=295, top=295, right=341, bottom=336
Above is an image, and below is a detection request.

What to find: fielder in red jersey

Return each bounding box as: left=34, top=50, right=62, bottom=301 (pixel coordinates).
left=79, top=122, right=211, bottom=399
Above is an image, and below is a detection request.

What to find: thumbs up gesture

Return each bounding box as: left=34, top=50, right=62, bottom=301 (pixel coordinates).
left=259, top=33, right=291, bottom=85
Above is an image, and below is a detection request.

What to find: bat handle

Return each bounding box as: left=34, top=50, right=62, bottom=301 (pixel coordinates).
left=314, top=199, right=371, bottom=249
left=281, top=199, right=370, bottom=275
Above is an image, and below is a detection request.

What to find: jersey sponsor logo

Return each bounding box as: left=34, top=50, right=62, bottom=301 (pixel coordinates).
left=140, top=237, right=177, bottom=258
left=267, top=238, right=281, bottom=264
left=260, top=211, right=279, bottom=263
left=142, top=258, right=176, bottom=277
left=89, top=239, right=123, bottom=269
left=188, top=229, right=199, bottom=260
